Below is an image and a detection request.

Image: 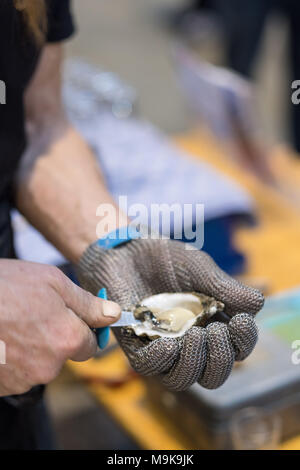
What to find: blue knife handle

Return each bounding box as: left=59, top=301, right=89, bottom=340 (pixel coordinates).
left=96, top=287, right=110, bottom=349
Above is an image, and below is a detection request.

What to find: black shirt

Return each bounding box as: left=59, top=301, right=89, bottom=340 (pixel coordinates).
left=0, top=0, right=74, bottom=257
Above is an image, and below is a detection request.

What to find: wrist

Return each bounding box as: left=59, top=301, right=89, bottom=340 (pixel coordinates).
left=95, top=225, right=141, bottom=250
left=70, top=207, right=130, bottom=263
left=76, top=225, right=141, bottom=297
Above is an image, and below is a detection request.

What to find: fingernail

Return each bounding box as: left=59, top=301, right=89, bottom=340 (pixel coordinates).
left=102, top=301, right=121, bottom=318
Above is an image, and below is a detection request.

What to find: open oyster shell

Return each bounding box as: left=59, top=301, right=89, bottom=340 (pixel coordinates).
left=130, top=292, right=224, bottom=339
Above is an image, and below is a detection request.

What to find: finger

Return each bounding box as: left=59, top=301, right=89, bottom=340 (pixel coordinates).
left=198, top=322, right=234, bottom=389
left=53, top=273, right=121, bottom=327
left=162, top=327, right=207, bottom=391
left=228, top=313, right=258, bottom=361
left=114, top=328, right=180, bottom=376
left=66, top=308, right=98, bottom=362
left=187, top=250, right=264, bottom=316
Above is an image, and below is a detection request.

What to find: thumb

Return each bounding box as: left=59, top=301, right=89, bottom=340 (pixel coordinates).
left=54, top=274, right=121, bottom=327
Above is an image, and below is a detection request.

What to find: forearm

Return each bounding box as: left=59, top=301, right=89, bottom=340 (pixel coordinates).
left=15, top=121, right=128, bottom=263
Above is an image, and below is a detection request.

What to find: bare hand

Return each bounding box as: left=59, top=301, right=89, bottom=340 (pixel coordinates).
left=0, top=260, right=121, bottom=396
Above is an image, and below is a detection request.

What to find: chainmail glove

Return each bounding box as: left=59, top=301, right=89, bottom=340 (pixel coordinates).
left=77, top=238, right=264, bottom=391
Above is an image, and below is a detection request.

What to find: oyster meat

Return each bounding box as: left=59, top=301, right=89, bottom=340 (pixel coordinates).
left=130, top=292, right=224, bottom=339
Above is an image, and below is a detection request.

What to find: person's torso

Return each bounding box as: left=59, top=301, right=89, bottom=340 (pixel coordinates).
left=0, top=1, right=41, bottom=258
left=0, top=1, right=41, bottom=196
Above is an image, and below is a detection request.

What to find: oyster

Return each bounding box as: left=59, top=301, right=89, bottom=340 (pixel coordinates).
left=130, top=292, right=224, bottom=339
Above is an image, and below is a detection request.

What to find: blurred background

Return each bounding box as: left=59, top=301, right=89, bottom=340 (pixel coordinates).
left=66, top=0, right=291, bottom=143
left=15, top=0, right=300, bottom=450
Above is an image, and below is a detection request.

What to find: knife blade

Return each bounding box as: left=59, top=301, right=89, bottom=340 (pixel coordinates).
left=110, top=310, right=141, bottom=328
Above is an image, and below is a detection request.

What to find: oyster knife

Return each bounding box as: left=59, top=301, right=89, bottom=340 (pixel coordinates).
left=110, top=310, right=141, bottom=328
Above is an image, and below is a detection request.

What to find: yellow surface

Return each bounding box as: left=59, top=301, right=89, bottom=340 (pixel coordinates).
left=69, top=129, right=300, bottom=450
left=68, top=349, right=191, bottom=450
left=280, top=436, right=300, bottom=451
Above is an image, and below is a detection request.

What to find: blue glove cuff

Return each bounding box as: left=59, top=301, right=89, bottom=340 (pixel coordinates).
left=96, top=226, right=141, bottom=251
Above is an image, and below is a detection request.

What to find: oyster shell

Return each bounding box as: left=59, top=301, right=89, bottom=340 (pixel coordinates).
left=130, top=292, right=224, bottom=339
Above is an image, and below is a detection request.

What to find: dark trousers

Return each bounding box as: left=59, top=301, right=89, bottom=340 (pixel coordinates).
left=209, top=0, right=300, bottom=152
left=0, top=387, right=55, bottom=450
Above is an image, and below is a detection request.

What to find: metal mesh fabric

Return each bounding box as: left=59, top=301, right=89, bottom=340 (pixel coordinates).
left=77, top=238, right=264, bottom=391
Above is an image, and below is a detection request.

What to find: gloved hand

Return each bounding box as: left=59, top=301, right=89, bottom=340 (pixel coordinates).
left=77, top=237, right=264, bottom=391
